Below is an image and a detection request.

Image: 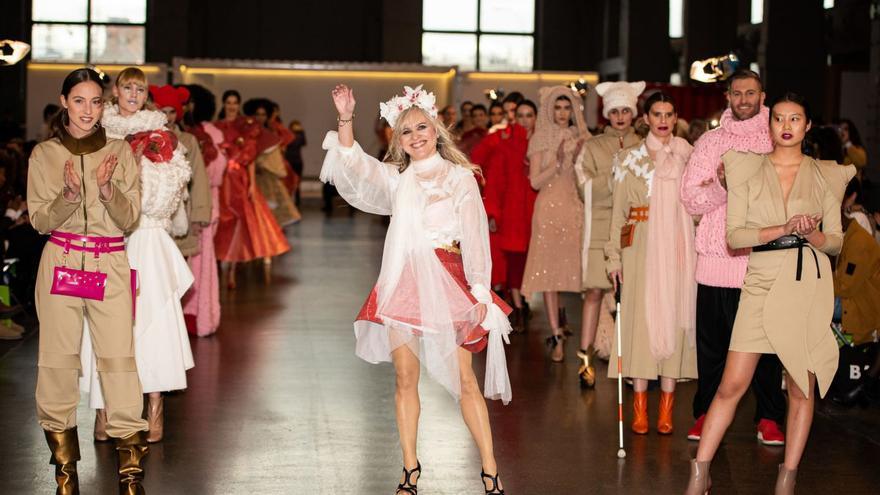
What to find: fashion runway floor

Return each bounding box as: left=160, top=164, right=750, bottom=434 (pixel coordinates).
left=2, top=204, right=879, bottom=494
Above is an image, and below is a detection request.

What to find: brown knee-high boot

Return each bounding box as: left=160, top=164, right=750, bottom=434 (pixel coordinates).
left=44, top=427, right=81, bottom=495
left=116, top=431, right=149, bottom=495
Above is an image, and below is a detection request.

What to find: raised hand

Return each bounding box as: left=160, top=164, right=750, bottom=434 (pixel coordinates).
left=556, top=140, right=566, bottom=170
left=96, top=154, right=118, bottom=200
left=63, top=159, right=82, bottom=201
left=331, top=84, right=356, bottom=118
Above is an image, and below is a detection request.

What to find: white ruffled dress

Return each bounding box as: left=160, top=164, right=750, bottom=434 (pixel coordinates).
left=320, top=131, right=513, bottom=403
left=81, top=107, right=195, bottom=406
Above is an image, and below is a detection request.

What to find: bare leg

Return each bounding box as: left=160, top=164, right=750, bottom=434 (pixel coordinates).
left=695, top=351, right=761, bottom=462
left=632, top=378, right=648, bottom=393
left=510, top=288, right=524, bottom=309
left=457, top=347, right=503, bottom=490
left=782, top=372, right=816, bottom=470
left=263, top=257, right=272, bottom=285
left=391, top=345, right=421, bottom=484
left=227, top=262, right=237, bottom=289
left=579, top=289, right=603, bottom=350
left=543, top=291, right=560, bottom=332
left=660, top=376, right=677, bottom=393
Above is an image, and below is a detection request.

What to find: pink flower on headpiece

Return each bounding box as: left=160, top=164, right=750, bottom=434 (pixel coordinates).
left=379, top=85, right=438, bottom=126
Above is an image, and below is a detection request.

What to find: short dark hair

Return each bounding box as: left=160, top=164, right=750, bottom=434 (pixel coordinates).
left=489, top=101, right=504, bottom=112
left=43, top=104, right=60, bottom=122
left=727, top=69, right=763, bottom=92
left=516, top=100, right=537, bottom=114
left=460, top=100, right=473, bottom=111
left=185, top=84, right=217, bottom=125
left=502, top=91, right=524, bottom=106
left=835, top=118, right=863, bottom=147
left=643, top=91, right=676, bottom=114
left=470, top=104, right=488, bottom=116
left=769, top=92, right=812, bottom=124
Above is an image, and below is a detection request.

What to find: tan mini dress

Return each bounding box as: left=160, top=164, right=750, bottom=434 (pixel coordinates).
left=724, top=151, right=855, bottom=398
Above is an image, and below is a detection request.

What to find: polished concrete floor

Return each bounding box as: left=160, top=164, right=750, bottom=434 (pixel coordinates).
left=2, top=204, right=879, bottom=494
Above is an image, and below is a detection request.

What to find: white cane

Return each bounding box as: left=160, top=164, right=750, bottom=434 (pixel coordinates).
left=615, top=284, right=626, bottom=459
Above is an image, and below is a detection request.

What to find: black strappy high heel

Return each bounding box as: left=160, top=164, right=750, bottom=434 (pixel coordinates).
left=481, top=470, right=505, bottom=494
left=396, top=462, right=421, bottom=495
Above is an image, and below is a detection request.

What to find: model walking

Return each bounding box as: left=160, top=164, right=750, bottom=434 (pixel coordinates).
left=606, top=91, right=698, bottom=435
left=81, top=67, right=195, bottom=445
left=321, top=84, right=511, bottom=494
left=685, top=93, right=854, bottom=494
left=29, top=67, right=149, bottom=494
left=521, top=86, right=590, bottom=362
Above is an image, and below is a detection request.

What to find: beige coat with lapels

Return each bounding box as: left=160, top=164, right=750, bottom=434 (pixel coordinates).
left=724, top=151, right=855, bottom=398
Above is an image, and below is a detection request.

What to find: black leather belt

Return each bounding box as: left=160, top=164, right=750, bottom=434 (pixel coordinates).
left=752, top=235, right=819, bottom=281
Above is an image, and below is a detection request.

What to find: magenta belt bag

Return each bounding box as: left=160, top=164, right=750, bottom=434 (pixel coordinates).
left=50, top=266, right=108, bottom=300
left=48, top=231, right=126, bottom=301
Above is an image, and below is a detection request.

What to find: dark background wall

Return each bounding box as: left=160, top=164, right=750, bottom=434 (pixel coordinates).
left=1, top=0, right=875, bottom=135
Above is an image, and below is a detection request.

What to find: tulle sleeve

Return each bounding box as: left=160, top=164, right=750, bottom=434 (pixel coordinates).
left=456, top=169, right=512, bottom=403
left=320, top=131, right=399, bottom=215
left=456, top=171, right=492, bottom=289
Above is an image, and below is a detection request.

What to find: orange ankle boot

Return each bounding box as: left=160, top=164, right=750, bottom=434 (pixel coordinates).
left=657, top=391, right=675, bottom=435
left=632, top=391, right=648, bottom=434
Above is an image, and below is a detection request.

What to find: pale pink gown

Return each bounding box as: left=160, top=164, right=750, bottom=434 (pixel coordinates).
left=183, top=122, right=225, bottom=336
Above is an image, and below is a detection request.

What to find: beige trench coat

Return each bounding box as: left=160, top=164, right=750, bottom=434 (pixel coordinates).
left=576, top=126, right=640, bottom=290
left=605, top=142, right=698, bottom=380
left=724, top=151, right=855, bottom=398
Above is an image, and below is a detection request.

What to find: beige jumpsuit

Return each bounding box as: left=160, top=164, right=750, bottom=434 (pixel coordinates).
left=28, top=126, right=147, bottom=438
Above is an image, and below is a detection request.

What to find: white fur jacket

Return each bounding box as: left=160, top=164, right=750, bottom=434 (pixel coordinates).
left=101, top=105, right=192, bottom=235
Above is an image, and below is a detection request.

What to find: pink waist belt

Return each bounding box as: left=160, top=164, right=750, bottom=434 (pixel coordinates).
left=49, top=231, right=125, bottom=257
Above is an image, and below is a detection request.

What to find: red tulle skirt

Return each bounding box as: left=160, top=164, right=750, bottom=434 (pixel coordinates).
left=356, top=249, right=512, bottom=353
left=215, top=160, right=291, bottom=262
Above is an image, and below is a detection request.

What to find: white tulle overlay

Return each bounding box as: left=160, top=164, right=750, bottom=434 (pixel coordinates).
left=321, top=131, right=512, bottom=403
left=80, top=230, right=195, bottom=405
left=80, top=106, right=195, bottom=407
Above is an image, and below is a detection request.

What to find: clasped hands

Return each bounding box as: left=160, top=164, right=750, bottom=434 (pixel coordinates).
left=556, top=138, right=585, bottom=171
left=63, top=154, right=119, bottom=202
left=784, top=213, right=822, bottom=237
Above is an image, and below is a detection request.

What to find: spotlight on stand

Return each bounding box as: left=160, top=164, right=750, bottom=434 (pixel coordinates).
left=485, top=88, right=504, bottom=102
left=0, top=40, right=30, bottom=66
left=568, top=78, right=591, bottom=98
left=88, top=65, right=111, bottom=86
left=689, top=53, right=740, bottom=83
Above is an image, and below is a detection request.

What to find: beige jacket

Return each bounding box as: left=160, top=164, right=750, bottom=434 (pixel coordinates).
left=28, top=127, right=140, bottom=237
left=173, top=129, right=211, bottom=256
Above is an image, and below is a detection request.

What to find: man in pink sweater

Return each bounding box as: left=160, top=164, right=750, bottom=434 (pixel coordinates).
left=680, top=70, right=786, bottom=445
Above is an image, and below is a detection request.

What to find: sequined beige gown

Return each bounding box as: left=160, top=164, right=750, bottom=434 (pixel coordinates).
left=521, top=129, right=584, bottom=294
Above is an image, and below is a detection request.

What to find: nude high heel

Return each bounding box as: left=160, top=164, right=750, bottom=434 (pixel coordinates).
left=684, top=459, right=711, bottom=495
left=145, top=395, right=164, bottom=443
left=774, top=464, right=796, bottom=495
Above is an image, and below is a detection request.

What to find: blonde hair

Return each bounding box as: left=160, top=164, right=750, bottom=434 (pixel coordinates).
left=115, top=67, right=147, bottom=88
left=384, top=106, right=478, bottom=174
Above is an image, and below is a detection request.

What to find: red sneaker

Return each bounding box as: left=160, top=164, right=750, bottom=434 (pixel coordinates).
left=756, top=419, right=785, bottom=446
left=687, top=414, right=705, bottom=441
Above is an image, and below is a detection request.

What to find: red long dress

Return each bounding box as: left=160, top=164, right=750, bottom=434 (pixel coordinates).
left=482, top=124, right=536, bottom=289
left=214, top=117, right=290, bottom=261
left=470, top=128, right=510, bottom=288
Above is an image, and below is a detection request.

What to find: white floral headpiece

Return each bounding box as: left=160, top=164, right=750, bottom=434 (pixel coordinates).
left=379, top=85, right=438, bottom=127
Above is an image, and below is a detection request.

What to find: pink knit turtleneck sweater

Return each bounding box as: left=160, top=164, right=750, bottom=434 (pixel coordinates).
left=680, top=106, right=772, bottom=288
